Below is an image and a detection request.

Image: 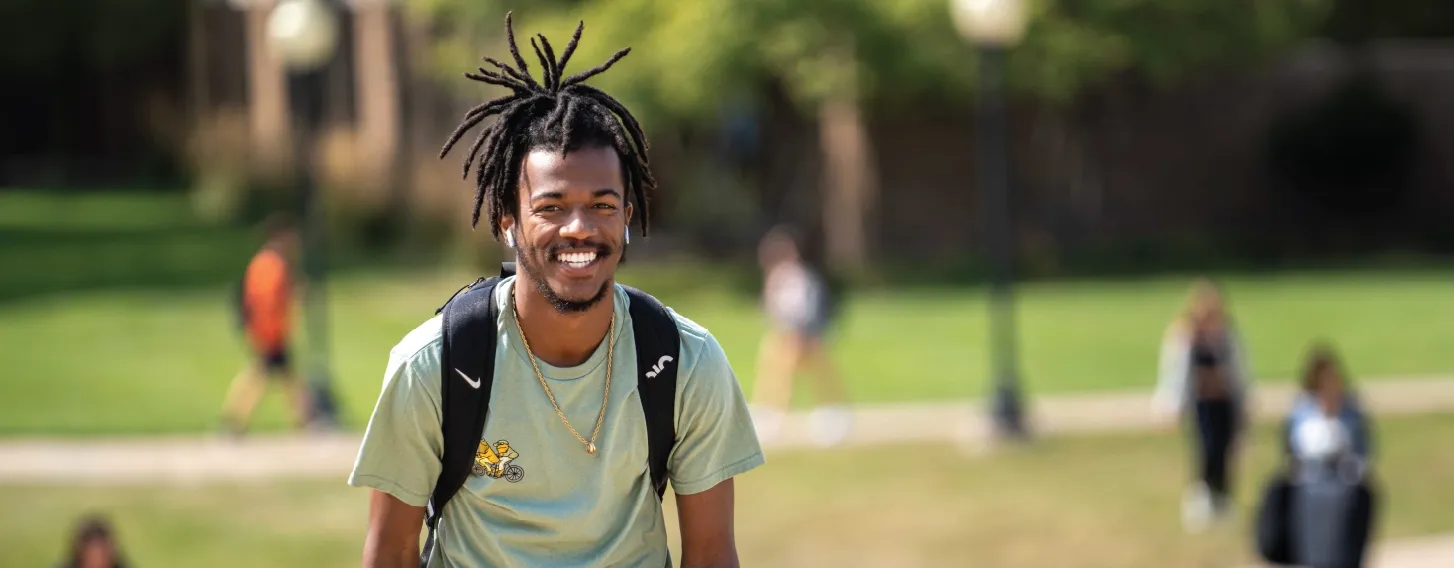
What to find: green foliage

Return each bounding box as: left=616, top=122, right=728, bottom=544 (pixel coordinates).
left=1056, top=1, right=1326, bottom=84
left=409, top=0, right=1331, bottom=122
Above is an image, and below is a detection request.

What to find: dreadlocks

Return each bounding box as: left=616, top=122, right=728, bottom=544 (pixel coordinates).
left=439, top=12, right=656, bottom=241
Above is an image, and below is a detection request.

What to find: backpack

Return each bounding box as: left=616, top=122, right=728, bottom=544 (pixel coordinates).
left=1254, top=467, right=1296, bottom=565
left=419, top=262, right=681, bottom=567
left=232, top=276, right=250, bottom=331
left=817, top=268, right=847, bottom=324
left=1254, top=417, right=1300, bottom=565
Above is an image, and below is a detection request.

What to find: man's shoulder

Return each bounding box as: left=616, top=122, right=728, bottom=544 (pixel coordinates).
left=390, top=314, right=445, bottom=368
left=617, top=285, right=728, bottom=369
left=665, top=307, right=712, bottom=347
left=388, top=276, right=510, bottom=375
left=662, top=306, right=732, bottom=379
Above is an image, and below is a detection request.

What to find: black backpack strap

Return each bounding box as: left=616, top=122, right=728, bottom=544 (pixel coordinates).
left=623, top=286, right=681, bottom=500
left=420, top=263, right=513, bottom=567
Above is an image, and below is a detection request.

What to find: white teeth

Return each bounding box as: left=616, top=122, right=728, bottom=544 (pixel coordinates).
left=558, top=252, right=597, bottom=266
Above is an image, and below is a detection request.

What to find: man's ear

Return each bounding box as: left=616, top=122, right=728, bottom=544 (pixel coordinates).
left=619, top=204, right=633, bottom=265
left=499, top=217, right=516, bottom=247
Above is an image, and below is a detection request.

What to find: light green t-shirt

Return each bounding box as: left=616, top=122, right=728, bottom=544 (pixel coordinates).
left=348, top=277, right=765, bottom=567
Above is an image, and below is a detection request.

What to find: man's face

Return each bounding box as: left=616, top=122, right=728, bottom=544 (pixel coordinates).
left=504, top=145, right=631, bottom=314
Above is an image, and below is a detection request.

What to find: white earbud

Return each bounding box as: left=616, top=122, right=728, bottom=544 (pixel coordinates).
left=626, top=227, right=631, bottom=245
left=505, top=231, right=516, bottom=248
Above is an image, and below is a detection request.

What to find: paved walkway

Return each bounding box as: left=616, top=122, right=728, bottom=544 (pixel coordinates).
left=1366, top=533, right=1454, bottom=568
left=2, top=376, right=1453, bottom=566
left=3, top=375, right=1454, bottom=484
left=764, top=374, right=1454, bottom=449
left=1242, top=533, right=1454, bottom=568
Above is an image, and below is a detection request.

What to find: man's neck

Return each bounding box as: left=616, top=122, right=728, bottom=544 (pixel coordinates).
left=512, top=276, right=615, bottom=368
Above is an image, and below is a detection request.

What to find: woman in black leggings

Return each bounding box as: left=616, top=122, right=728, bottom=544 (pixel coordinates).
left=1154, top=279, right=1251, bottom=532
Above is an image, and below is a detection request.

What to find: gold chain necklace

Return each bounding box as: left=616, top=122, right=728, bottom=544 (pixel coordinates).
left=510, top=289, right=613, bottom=455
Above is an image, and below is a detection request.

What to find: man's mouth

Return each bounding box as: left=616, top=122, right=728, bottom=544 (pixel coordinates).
left=552, top=249, right=607, bottom=270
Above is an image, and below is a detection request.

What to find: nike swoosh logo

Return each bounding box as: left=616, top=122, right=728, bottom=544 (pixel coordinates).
left=455, top=368, right=482, bottom=389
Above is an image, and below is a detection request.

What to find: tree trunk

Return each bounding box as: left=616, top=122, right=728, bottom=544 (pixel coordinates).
left=353, top=3, right=401, bottom=205
left=818, top=65, right=877, bottom=273
left=820, top=98, right=876, bottom=272
left=243, top=0, right=291, bottom=179
left=186, top=0, right=210, bottom=128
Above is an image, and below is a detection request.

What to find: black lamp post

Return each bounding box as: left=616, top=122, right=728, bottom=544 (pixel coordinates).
left=951, top=0, right=1030, bottom=440
left=266, top=0, right=342, bottom=428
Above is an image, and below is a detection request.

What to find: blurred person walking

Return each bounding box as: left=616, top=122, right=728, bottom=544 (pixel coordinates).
left=1283, top=343, right=1378, bottom=568
left=1153, top=278, right=1252, bottom=532
left=55, top=514, right=129, bottom=568
left=221, top=213, right=311, bottom=435
left=749, top=225, right=853, bottom=447
left=348, top=14, right=762, bottom=568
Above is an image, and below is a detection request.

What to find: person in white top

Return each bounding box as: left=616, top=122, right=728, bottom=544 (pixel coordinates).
left=1153, top=279, right=1253, bottom=532
left=749, top=225, right=852, bottom=446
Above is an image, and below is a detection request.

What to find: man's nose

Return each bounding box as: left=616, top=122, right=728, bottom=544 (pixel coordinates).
left=559, top=210, right=597, bottom=240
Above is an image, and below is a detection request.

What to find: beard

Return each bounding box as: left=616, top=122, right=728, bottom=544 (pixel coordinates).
left=513, top=232, right=615, bottom=314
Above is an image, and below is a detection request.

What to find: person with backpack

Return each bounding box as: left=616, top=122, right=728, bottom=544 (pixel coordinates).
left=221, top=213, right=311, bottom=436
left=1283, top=342, right=1377, bottom=568
left=749, top=225, right=852, bottom=446
left=348, top=14, right=763, bottom=568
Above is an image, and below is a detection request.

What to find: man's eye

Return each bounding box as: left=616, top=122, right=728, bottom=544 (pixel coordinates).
left=594, top=203, right=617, bottom=210
left=536, top=205, right=561, bottom=213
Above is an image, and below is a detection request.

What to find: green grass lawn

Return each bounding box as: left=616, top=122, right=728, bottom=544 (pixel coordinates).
left=5, top=411, right=1453, bottom=568
left=3, top=266, right=1452, bottom=435
left=2, top=189, right=1452, bottom=435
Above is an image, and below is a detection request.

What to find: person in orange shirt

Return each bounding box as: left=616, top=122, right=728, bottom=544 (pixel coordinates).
left=222, top=214, right=310, bottom=435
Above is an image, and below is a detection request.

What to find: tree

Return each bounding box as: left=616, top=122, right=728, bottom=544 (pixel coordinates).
left=406, top=0, right=1332, bottom=266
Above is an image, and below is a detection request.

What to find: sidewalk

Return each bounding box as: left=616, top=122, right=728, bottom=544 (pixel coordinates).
left=3, top=376, right=1453, bottom=484
left=1369, top=533, right=1454, bottom=568
left=1244, top=533, right=1454, bottom=568
left=2, top=376, right=1452, bottom=566
left=763, top=374, right=1454, bottom=450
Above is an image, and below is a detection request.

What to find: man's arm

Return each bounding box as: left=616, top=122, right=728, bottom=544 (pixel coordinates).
left=348, top=324, right=448, bottom=568
left=362, top=491, right=426, bottom=568
left=676, top=478, right=739, bottom=568
left=666, top=327, right=764, bottom=568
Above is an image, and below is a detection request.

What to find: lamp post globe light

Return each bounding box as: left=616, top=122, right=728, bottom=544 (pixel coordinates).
left=267, top=0, right=340, bottom=71
left=951, top=0, right=1029, bottom=48
left=950, top=0, right=1029, bottom=440
left=266, top=0, right=342, bottom=428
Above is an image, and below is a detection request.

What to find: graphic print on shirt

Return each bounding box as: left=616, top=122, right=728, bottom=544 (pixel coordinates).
left=472, top=439, right=524, bottom=482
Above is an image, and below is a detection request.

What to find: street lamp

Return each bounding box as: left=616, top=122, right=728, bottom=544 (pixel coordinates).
left=266, top=0, right=340, bottom=72
left=950, top=0, right=1029, bottom=440
left=266, top=0, right=342, bottom=429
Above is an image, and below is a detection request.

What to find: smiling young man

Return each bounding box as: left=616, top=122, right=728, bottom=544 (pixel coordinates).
left=347, top=13, right=763, bottom=568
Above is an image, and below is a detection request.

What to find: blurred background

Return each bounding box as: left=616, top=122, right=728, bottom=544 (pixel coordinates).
left=3, top=0, right=1454, bottom=566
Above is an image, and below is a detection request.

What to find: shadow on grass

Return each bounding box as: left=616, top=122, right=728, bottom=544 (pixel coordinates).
left=0, top=225, right=259, bottom=303
left=3, top=189, right=1451, bottom=305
